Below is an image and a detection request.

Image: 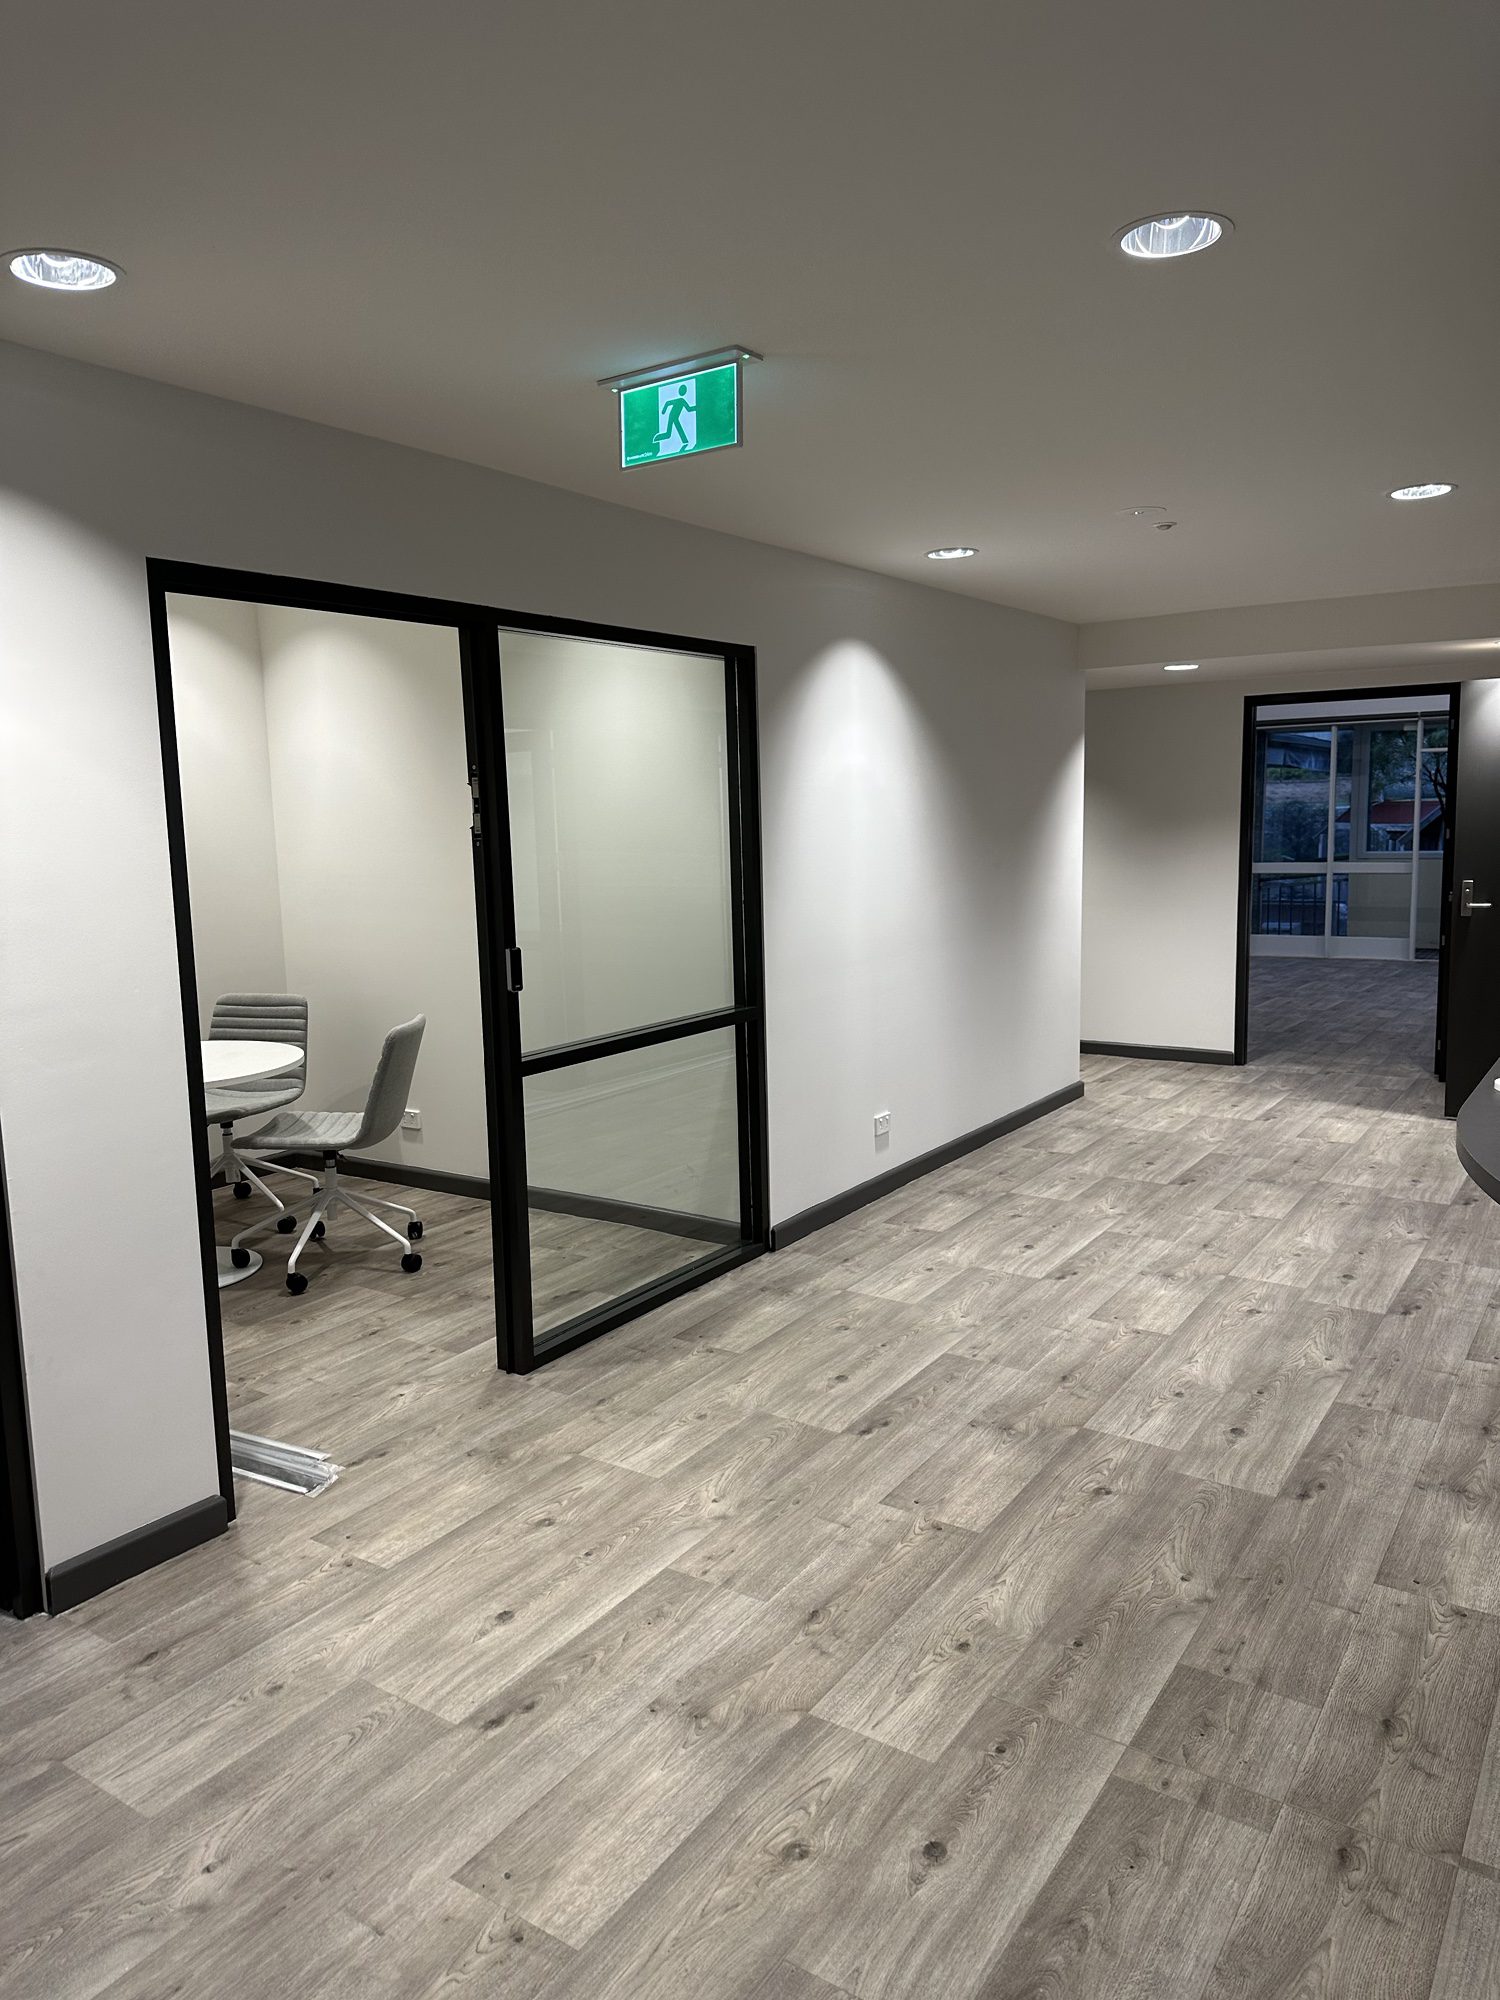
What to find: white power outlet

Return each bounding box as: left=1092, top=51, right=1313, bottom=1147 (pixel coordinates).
left=401, top=1107, right=422, bottom=1130
left=874, top=1111, right=891, bottom=1137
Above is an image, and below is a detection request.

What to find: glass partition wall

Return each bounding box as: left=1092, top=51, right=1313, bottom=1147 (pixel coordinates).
left=1250, top=712, right=1449, bottom=959
left=497, top=629, right=762, bottom=1355
left=151, top=562, right=767, bottom=1397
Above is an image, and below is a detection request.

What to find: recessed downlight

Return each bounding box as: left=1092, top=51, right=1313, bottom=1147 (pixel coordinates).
left=1388, top=483, right=1454, bottom=502
left=1117, top=213, right=1230, bottom=260
left=1163, top=662, right=1200, bottom=673
left=7, top=248, right=121, bottom=291
left=926, top=546, right=977, bottom=561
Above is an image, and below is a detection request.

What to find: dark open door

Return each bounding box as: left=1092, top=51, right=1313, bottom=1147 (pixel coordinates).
left=1444, top=678, right=1500, bottom=1115
left=0, top=1120, right=44, bottom=1618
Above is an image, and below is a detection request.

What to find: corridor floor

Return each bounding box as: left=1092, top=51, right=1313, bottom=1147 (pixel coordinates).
left=3, top=956, right=1498, bottom=1999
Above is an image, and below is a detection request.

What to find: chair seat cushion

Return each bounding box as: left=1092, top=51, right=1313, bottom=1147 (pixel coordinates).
left=239, top=1108, right=366, bottom=1155
left=203, top=1082, right=303, bottom=1126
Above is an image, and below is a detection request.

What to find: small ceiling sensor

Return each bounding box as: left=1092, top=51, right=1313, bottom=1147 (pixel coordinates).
left=1155, top=520, right=1178, bottom=531
left=1117, top=213, right=1231, bottom=260
left=926, top=546, right=977, bottom=560
left=1116, top=505, right=1167, bottom=519
left=7, top=247, right=121, bottom=290
left=1163, top=661, right=1200, bottom=672
left=1388, top=483, right=1454, bottom=501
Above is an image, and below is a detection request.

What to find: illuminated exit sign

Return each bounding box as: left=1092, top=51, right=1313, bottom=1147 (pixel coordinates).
left=599, top=346, right=761, bottom=470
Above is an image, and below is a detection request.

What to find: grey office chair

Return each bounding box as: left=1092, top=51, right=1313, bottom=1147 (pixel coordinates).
left=232, top=1015, right=426, bottom=1295
left=203, top=993, right=313, bottom=1232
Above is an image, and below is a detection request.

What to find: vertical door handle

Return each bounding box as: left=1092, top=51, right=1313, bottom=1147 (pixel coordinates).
left=1462, top=879, right=1492, bottom=915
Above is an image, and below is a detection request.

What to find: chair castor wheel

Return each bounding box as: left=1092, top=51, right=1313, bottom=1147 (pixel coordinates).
left=401, top=1252, right=423, bottom=1274
left=230, top=1246, right=252, bottom=1269
left=286, top=1271, right=309, bottom=1296
left=312, top=1221, right=326, bottom=1240
left=407, top=1220, right=424, bottom=1240
left=276, top=1214, right=297, bottom=1234
left=232, top=1181, right=252, bottom=1200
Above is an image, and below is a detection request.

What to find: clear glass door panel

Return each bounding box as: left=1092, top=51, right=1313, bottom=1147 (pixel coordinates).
left=499, top=630, right=734, bottom=1053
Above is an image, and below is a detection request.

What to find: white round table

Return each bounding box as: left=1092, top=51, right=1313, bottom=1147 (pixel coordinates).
left=202, top=1040, right=303, bottom=1088
left=205, top=1040, right=305, bottom=1287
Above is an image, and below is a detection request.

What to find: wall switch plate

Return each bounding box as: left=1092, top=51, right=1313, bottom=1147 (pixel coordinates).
left=874, top=1111, right=891, bottom=1136
left=401, top=1107, right=422, bottom=1130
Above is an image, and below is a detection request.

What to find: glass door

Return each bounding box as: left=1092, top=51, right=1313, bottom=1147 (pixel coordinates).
left=488, top=625, right=766, bottom=1364
left=1250, top=714, right=1447, bottom=962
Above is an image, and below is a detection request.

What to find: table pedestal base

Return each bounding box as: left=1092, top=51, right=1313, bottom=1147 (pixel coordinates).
left=216, top=1247, right=262, bottom=1290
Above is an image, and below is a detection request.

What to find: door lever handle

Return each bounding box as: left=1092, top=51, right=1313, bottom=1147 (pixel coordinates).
left=1461, top=879, right=1492, bottom=915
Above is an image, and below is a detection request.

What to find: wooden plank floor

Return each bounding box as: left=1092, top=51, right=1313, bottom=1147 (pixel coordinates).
left=5, top=958, right=1498, bottom=2000
left=211, top=1176, right=718, bottom=1437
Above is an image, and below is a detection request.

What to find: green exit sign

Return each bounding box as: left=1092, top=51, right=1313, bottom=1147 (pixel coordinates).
left=601, top=347, right=759, bottom=470
left=620, top=362, right=738, bottom=468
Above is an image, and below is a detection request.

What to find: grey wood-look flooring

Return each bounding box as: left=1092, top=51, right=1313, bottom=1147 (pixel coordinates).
left=6, top=959, right=1498, bottom=2000
left=217, top=1179, right=716, bottom=1450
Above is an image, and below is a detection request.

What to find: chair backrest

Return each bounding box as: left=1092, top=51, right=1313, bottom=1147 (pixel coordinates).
left=348, top=1016, right=426, bottom=1152
left=209, top=992, right=308, bottom=1088
left=210, top=994, right=308, bottom=1055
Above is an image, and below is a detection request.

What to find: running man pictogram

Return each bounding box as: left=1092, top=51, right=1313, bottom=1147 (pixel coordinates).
left=653, top=380, right=697, bottom=455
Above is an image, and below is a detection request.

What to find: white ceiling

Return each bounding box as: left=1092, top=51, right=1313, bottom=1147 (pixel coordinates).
left=1087, top=637, right=1500, bottom=690
left=3, top=0, right=1496, bottom=625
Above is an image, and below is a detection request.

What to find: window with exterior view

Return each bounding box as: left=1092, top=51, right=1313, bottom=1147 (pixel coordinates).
left=1253, top=728, right=1331, bottom=863
left=1250, top=709, right=1449, bottom=957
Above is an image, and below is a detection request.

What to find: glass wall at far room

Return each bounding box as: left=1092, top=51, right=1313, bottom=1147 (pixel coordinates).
left=1250, top=704, right=1449, bottom=960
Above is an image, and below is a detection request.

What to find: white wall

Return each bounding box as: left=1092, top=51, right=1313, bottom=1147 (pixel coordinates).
left=171, top=599, right=487, bottom=1179
left=0, top=338, right=1081, bottom=1571
left=503, top=632, right=740, bottom=1219
left=0, top=499, right=225, bottom=1567
left=503, top=633, right=735, bottom=1053
left=170, top=597, right=287, bottom=1014
left=1083, top=662, right=1478, bottom=1052
left=259, top=605, right=485, bottom=1178
left=1083, top=680, right=1245, bottom=1053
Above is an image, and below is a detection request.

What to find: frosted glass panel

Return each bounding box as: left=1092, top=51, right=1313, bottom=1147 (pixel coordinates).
left=1345, top=869, right=1412, bottom=940
left=499, top=631, right=734, bottom=1052
left=524, top=1029, right=740, bottom=1344
left=524, top=1029, right=739, bottom=1223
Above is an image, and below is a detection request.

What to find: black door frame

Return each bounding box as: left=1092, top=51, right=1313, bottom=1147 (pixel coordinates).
left=147, top=559, right=770, bottom=1497
left=1234, top=681, right=1460, bottom=1067
left=0, top=1117, right=46, bottom=1618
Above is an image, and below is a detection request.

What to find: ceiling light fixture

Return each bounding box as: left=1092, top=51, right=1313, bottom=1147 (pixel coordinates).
left=926, top=546, right=977, bottom=561
left=7, top=248, right=121, bottom=291
left=1388, top=483, right=1454, bottom=502
left=1117, top=213, right=1230, bottom=261
left=1163, top=662, right=1200, bottom=672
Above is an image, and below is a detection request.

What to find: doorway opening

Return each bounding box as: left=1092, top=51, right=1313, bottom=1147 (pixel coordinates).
left=1236, top=686, right=1457, bottom=1089
left=149, top=564, right=768, bottom=1512
left=1, top=1119, right=44, bottom=1618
